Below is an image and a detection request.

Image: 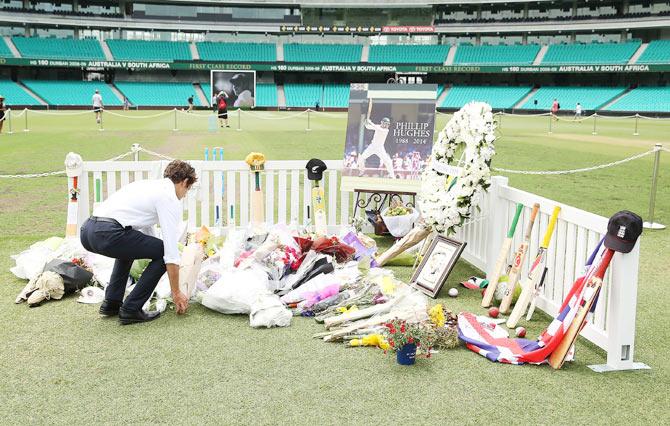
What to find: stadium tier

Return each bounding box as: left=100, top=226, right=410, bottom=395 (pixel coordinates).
left=256, top=83, right=278, bottom=107
left=284, top=83, right=322, bottom=107
left=106, top=40, right=191, bottom=61
left=453, top=44, right=541, bottom=65
left=12, top=36, right=105, bottom=60
left=0, top=80, right=41, bottom=105
left=636, top=40, right=670, bottom=64
left=0, top=38, right=13, bottom=58
left=196, top=42, right=276, bottom=62
left=368, top=44, right=450, bottom=64
left=440, top=86, right=532, bottom=109
left=521, top=86, right=626, bottom=110
left=541, top=41, right=641, bottom=65
left=22, top=80, right=121, bottom=106
left=604, top=87, right=670, bottom=112
left=322, top=83, right=349, bottom=108
left=283, top=43, right=362, bottom=63
left=114, top=82, right=203, bottom=107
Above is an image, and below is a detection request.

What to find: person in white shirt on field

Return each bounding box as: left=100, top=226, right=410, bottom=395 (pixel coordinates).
left=92, top=89, right=103, bottom=124
left=79, top=160, right=196, bottom=325
left=357, top=100, right=395, bottom=178
left=574, top=102, right=583, bottom=120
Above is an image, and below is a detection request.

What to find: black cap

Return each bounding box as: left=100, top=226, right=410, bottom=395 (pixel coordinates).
left=604, top=210, right=642, bottom=253
left=306, top=159, right=327, bottom=181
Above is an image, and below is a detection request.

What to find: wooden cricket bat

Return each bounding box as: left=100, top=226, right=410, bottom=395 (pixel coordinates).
left=499, top=203, right=540, bottom=313
left=65, top=176, right=79, bottom=237
left=312, top=180, right=327, bottom=235
left=549, top=248, right=614, bottom=369
left=525, top=266, right=548, bottom=321
left=482, top=203, right=524, bottom=307
left=251, top=170, right=264, bottom=225
left=506, top=206, right=561, bottom=328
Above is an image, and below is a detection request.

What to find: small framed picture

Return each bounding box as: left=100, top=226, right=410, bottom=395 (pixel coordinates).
left=410, top=236, right=466, bottom=298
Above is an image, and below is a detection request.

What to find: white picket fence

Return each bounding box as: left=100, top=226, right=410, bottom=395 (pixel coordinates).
left=68, top=156, right=645, bottom=372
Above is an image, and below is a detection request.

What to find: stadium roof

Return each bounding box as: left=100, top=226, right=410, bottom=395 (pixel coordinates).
left=131, top=0, right=557, bottom=5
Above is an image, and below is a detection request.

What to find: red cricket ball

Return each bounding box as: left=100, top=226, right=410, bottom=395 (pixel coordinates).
left=488, top=307, right=500, bottom=318
left=515, top=327, right=527, bottom=338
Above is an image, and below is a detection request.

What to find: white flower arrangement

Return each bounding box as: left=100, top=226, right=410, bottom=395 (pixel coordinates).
left=418, top=102, right=496, bottom=235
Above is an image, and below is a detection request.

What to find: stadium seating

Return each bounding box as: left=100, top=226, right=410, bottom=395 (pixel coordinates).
left=636, top=40, right=670, bottom=64
left=520, top=86, right=625, bottom=110
left=605, top=87, right=670, bottom=112
left=284, top=83, right=322, bottom=107
left=113, top=82, right=202, bottom=107
left=440, top=86, right=532, bottom=109
left=12, top=36, right=105, bottom=60
left=0, top=38, right=14, bottom=58
left=541, top=41, right=641, bottom=64
left=284, top=44, right=362, bottom=63
left=453, top=44, right=541, bottom=65
left=21, top=80, right=121, bottom=105
left=322, top=84, right=349, bottom=108
left=0, top=80, right=41, bottom=105
left=196, top=42, right=276, bottom=62
left=256, top=83, right=278, bottom=107
left=106, top=40, right=191, bottom=61
left=368, top=44, right=450, bottom=64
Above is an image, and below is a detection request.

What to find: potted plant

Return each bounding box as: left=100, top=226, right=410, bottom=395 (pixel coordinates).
left=384, top=318, right=434, bottom=365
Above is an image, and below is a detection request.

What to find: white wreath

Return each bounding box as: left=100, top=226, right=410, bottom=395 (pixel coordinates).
left=419, top=102, right=496, bottom=234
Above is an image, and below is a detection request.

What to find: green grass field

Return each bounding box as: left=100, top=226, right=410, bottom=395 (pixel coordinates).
left=0, top=110, right=668, bottom=424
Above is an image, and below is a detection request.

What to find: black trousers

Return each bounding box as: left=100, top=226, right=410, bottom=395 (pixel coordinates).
left=80, top=217, right=166, bottom=312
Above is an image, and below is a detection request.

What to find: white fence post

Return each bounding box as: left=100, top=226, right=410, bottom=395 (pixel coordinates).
left=485, top=175, right=509, bottom=277
left=589, top=240, right=650, bottom=372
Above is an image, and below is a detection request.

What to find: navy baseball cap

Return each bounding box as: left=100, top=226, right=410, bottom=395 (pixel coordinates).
left=604, top=210, right=642, bottom=253
left=306, top=158, right=327, bottom=181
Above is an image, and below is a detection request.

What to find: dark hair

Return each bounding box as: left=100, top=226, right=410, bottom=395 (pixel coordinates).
left=164, top=160, right=197, bottom=186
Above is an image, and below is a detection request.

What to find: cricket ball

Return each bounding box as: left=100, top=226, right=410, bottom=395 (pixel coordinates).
left=488, top=307, right=500, bottom=318
left=515, top=327, right=527, bottom=338
left=448, top=288, right=458, bottom=298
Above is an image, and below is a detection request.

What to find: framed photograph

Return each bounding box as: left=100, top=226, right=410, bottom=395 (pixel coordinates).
left=210, top=70, right=257, bottom=108
left=410, top=236, right=466, bottom=298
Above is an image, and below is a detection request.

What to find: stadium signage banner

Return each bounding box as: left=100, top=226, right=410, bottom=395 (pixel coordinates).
left=340, top=83, right=437, bottom=193
left=1, top=57, right=668, bottom=73
left=382, top=26, right=435, bottom=33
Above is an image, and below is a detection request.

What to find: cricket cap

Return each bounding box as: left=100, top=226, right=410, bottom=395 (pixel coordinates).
left=604, top=210, right=642, bottom=253
left=306, top=158, right=327, bottom=181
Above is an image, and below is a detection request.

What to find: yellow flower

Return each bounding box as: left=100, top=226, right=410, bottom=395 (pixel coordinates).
left=245, top=152, right=266, bottom=168
left=429, top=304, right=446, bottom=327
left=349, top=334, right=390, bottom=350
left=337, top=305, right=358, bottom=314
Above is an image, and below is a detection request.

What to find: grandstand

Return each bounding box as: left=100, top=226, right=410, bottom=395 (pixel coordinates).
left=0, top=39, right=14, bottom=58
left=113, top=82, right=203, bottom=107
left=541, top=41, right=641, bottom=64
left=11, top=36, right=105, bottom=60
left=605, top=87, right=670, bottom=112
left=521, top=86, right=626, bottom=110
left=368, top=44, right=451, bottom=64
left=106, top=40, right=192, bottom=61
left=255, top=83, right=279, bottom=108
left=322, top=83, right=350, bottom=108
left=636, top=40, right=670, bottom=64
left=284, top=83, right=322, bottom=107
left=0, top=80, right=41, bottom=105
left=441, top=86, right=532, bottom=109
left=21, top=80, right=120, bottom=106
left=284, top=44, right=362, bottom=63
left=453, top=44, right=540, bottom=65
left=196, top=42, right=276, bottom=62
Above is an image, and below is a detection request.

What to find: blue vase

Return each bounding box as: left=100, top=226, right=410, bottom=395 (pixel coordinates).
left=396, top=343, right=417, bottom=365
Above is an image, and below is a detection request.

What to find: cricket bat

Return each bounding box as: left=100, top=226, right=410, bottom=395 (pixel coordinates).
left=548, top=248, right=614, bottom=369
left=506, top=206, right=561, bottom=328
left=481, top=203, right=524, bottom=307
left=525, top=266, right=548, bottom=321
left=499, top=203, right=540, bottom=313
left=251, top=170, right=264, bottom=225
left=312, top=180, right=327, bottom=235
left=65, top=176, right=79, bottom=238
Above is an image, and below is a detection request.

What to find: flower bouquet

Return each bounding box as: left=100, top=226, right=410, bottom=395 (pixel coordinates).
left=380, top=203, right=420, bottom=238
left=384, top=318, right=434, bottom=365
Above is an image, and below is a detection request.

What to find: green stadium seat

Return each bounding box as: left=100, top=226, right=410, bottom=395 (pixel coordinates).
left=636, top=40, right=670, bottom=64
left=284, top=44, right=361, bottom=63
left=0, top=38, right=14, bottom=58
left=284, top=83, right=322, bottom=107
left=440, top=86, right=532, bottom=109
left=0, top=80, right=41, bottom=105
left=106, top=40, right=191, bottom=61
left=255, top=83, right=278, bottom=107
left=521, top=86, right=625, bottom=110
left=196, top=42, right=276, bottom=62
left=22, top=80, right=121, bottom=106
left=604, top=87, right=670, bottom=112
left=12, top=36, right=105, bottom=60
left=322, top=84, right=349, bottom=107
left=114, top=82, right=202, bottom=107
left=541, top=41, right=640, bottom=65
left=368, top=45, right=450, bottom=64
left=454, top=44, right=540, bottom=65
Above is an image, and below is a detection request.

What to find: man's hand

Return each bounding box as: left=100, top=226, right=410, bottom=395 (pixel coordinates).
left=172, top=290, right=189, bottom=314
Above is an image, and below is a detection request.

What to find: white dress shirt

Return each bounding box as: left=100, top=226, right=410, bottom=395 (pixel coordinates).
left=93, top=178, right=181, bottom=265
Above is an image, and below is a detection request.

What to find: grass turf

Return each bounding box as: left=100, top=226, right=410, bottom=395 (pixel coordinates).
left=0, top=110, right=668, bottom=424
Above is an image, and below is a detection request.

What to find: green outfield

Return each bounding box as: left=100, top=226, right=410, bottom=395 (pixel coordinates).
left=0, top=110, right=668, bottom=424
